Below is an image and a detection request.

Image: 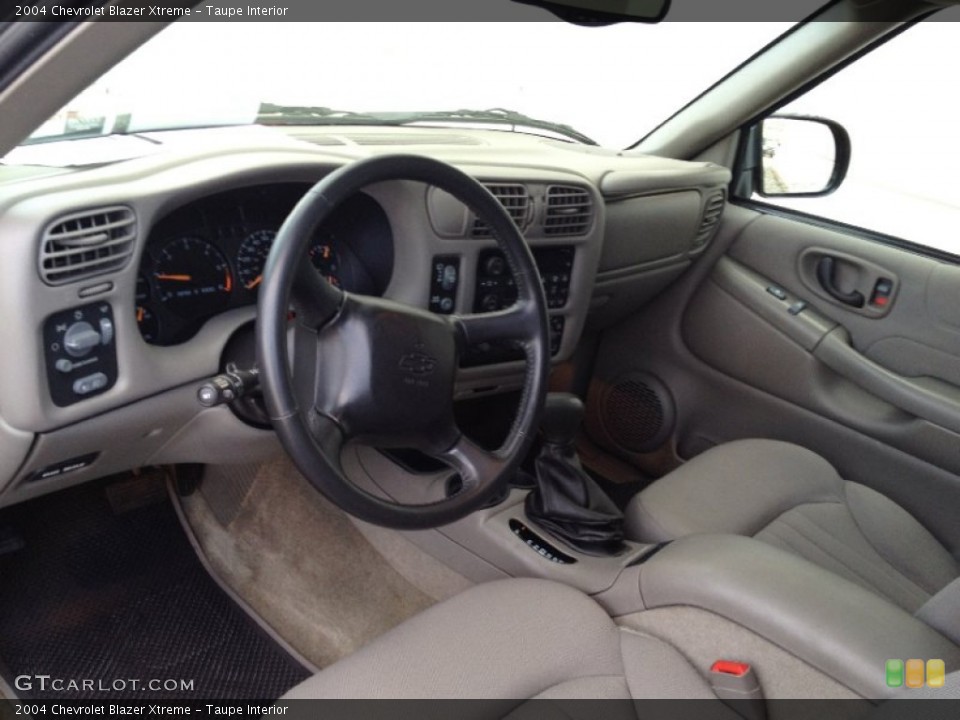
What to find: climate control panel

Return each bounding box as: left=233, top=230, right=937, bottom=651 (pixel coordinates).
left=43, top=302, right=118, bottom=407
left=474, top=246, right=574, bottom=312
left=459, top=246, right=574, bottom=368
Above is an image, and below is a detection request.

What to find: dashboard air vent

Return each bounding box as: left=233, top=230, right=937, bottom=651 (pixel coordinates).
left=39, top=206, right=137, bottom=285
left=544, top=185, right=592, bottom=236
left=472, top=184, right=530, bottom=237
left=694, top=190, right=726, bottom=248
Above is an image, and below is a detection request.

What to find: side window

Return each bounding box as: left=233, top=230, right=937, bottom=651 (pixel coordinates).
left=749, top=9, right=960, bottom=256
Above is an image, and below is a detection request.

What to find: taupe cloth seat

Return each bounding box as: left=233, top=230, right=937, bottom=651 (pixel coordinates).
left=281, top=576, right=960, bottom=705
left=624, top=439, right=959, bottom=614
left=282, top=578, right=724, bottom=700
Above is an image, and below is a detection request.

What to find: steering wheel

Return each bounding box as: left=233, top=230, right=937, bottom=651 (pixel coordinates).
left=256, top=155, right=550, bottom=529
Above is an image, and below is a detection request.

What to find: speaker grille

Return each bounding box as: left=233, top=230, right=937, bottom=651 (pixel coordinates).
left=601, top=373, right=674, bottom=453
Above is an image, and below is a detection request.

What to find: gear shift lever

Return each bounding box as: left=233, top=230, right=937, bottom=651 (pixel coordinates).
left=540, top=393, right=585, bottom=455
left=525, top=393, right=625, bottom=555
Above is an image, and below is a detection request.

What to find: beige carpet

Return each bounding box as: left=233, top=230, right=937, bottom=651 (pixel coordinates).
left=179, top=455, right=450, bottom=669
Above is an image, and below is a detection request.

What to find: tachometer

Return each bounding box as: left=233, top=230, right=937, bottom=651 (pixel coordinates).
left=236, top=229, right=276, bottom=291
left=153, top=236, right=232, bottom=317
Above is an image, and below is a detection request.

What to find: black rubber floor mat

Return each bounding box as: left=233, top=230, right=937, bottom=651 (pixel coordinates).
left=0, top=478, right=310, bottom=700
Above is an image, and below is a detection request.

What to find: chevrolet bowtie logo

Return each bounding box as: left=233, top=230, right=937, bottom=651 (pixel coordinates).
left=399, top=352, right=438, bottom=376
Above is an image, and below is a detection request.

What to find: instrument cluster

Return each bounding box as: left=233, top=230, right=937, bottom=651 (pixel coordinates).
left=135, top=184, right=394, bottom=346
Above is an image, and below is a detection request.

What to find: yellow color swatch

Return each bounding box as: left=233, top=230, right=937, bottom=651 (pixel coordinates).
left=905, top=659, right=925, bottom=688
left=926, top=659, right=945, bottom=689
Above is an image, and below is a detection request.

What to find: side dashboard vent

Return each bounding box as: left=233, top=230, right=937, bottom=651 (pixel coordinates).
left=472, top=184, right=530, bottom=237
left=39, top=206, right=137, bottom=285
left=544, top=185, right=593, bottom=236
left=694, top=190, right=726, bottom=248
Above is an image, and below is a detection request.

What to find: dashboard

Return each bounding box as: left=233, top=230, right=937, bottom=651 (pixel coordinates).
left=0, top=126, right=729, bottom=509
left=136, top=185, right=393, bottom=346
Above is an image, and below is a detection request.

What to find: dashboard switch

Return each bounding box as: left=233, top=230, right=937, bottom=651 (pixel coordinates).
left=197, top=364, right=260, bottom=408
left=44, top=302, right=118, bottom=407
left=64, top=321, right=101, bottom=358
left=73, top=372, right=108, bottom=396
left=98, top=317, right=115, bottom=345
left=429, top=255, right=460, bottom=315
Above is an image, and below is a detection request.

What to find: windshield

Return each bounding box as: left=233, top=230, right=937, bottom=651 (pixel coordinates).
left=18, top=20, right=791, bottom=158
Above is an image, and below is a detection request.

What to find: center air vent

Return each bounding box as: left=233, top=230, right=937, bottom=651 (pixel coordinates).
left=39, top=206, right=137, bottom=286
left=693, top=189, right=726, bottom=248
left=544, top=185, right=592, bottom=236
left=472, top=184, right=530, bottom=237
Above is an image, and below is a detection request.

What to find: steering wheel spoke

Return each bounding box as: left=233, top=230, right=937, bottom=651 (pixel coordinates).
left=449, top=302, right=534, bottom=348
left=434, top=435, right=508, bottom=492
left=291, top=260, right=344, bottom=328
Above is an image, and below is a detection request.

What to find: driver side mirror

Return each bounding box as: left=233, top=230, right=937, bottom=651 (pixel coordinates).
left=756, top=115, right=851, bottom=198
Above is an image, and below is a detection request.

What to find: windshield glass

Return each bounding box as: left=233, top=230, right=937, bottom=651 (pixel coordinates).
left=18, top=19, right=791, bottom=158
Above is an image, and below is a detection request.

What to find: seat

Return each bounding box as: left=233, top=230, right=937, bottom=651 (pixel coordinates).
left=282, top=578, right=724, bottom=700
left=624, top=439, right=958, bottom=614
left=281, top=576, right=960, bottom=707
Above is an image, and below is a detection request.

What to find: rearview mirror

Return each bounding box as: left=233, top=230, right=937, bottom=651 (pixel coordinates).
left=757, top=115, right=851, bottom=197
left=512, top=0, right=670, bottom=24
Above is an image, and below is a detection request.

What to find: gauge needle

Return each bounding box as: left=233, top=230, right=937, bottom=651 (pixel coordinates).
left=245, top=275, right=263, bottom=290
left=224, top=270, right=233, bottom=293
left=155, top=273, right=193, bottom=282
left=137, top=307, right=145, bottom=323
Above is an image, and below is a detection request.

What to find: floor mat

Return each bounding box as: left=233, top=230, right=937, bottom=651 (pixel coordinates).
left=0, top=476, right=309, bottom=701
left=181, top=457, right=438, bottom=669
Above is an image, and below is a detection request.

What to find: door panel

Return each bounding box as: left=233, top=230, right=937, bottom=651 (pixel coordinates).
left=586, top=205, right=960, bottom=556
left=684, top=211, right=960, bottom=454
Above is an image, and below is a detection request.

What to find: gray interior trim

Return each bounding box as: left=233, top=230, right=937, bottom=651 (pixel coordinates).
left=815, top=327, right=960, bottom=435
left=915, top=578, right=960, bottom=647
left=342, top=444, right=652, bottom=595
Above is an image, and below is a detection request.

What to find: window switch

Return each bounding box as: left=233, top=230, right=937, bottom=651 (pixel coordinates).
left=788, top=301, right=808, bottom=316
left=766, top=286, right=788, bottom=301
left=871, top=278, right=894, bottom=308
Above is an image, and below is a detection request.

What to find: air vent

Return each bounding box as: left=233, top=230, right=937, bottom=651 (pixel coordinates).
left=472, top=184, right=530, bottom=237
left=39, top=206, right=137, bottom=285
left=694, top=190, right=726, bottom=248
left=544, top=185, right=592, bottom=236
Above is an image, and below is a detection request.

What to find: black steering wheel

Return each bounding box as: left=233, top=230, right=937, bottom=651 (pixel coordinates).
left=256, top=155, right=550, bottom=529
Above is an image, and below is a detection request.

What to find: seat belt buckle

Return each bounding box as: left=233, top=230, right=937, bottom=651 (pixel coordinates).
left=709, top=660, right=766, bottom=720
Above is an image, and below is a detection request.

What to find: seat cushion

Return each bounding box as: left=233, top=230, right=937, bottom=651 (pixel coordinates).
left=625, top=439, right=958, bottom=613
left=281, top=578, right=718, bottom=700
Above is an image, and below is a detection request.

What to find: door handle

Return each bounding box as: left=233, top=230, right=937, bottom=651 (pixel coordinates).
left=816, top=256, right=865, bottom=308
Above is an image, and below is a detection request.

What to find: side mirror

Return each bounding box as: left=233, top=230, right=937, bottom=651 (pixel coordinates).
left=756, top=115, right=851, bottom=197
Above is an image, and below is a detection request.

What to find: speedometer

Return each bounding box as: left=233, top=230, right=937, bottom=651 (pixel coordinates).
left=236, top=229, right=276, bottom=291
left=153, top=236, right=233, bottom=318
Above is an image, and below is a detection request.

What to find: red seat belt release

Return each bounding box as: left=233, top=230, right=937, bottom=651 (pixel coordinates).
left=709, top=659, right=766, bottom=720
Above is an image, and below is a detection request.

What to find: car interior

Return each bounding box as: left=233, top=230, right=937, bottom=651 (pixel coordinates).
left=1, top=0, right=959, bottom=713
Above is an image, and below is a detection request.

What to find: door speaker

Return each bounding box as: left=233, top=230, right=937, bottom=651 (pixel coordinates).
left=599, top=372, right=675, bottom=454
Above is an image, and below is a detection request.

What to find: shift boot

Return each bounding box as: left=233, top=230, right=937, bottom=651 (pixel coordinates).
left=525, top=393, right=625, bottom=555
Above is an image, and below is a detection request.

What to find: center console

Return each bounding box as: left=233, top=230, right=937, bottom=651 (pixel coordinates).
left=343, top=438, right=960, bottom=701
